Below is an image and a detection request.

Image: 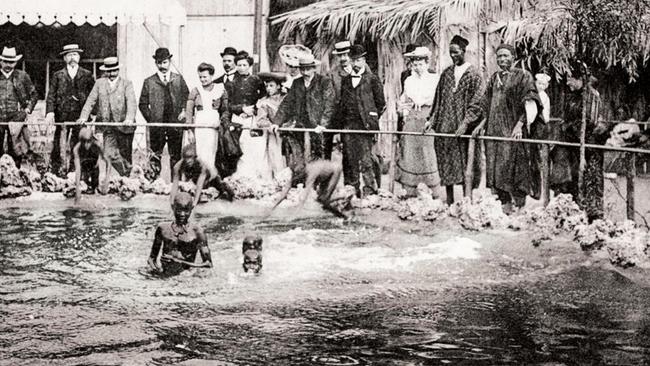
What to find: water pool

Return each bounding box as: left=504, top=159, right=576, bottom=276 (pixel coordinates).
left=1, top=196, right=650, bottom=365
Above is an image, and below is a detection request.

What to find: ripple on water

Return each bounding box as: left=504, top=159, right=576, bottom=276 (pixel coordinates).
left=2, top=203, right=650, bottom=365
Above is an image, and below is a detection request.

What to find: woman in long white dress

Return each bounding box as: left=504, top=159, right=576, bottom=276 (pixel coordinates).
left=395, top=47, right=440, bottom=197
left=229, top=52, right=270, bottom=180
left=185, top=62, right=228, bottom=179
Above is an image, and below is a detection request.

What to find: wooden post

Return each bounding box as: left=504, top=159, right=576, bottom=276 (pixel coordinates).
left=304, top=131, right=311, bottom=161
left=45, top=61, right=50, bottom=99
left=388, top=133, right=397, bottom=193
left=252, top=0, right=264, bottom=74
left=541, top=144, right=550, bottom=206
left=464, top=138, right=476, bottom=197
left=627, top=153, right=636, bottom=221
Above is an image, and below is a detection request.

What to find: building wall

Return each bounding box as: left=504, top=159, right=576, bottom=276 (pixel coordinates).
left=179, top=0, right=270, bottom=89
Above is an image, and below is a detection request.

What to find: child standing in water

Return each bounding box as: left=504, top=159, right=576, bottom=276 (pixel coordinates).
left=73, top=127, right=109, bottom=204
left=148, top=192, right=213, bottom=276
left=255, top=72, right=287, bottom=178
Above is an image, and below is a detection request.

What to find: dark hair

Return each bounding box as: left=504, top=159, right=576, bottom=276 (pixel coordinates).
left=197, top=62, right=215, bottom=75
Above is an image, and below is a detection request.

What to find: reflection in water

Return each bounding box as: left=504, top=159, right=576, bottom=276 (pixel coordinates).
left=1, top=201, right=650, bottom=365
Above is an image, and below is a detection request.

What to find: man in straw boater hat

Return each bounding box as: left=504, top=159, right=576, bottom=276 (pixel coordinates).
left=273, top=52, right=336, bottom=184
left=46, top=43, right=95, bottom=176
left=139, top=47, right=190, bottom=181
left=471, top=43, right=542, bottom=215
left=426, top=35, right=483, bottom=204
left=78, top=56, right=137, bottom=177
left=336, top=44, right=385, bottom=198
left=324, top=40, right=353, bottom=160
left=213, top=46, right=238, bottom=87
left=0, top=46, right=38, bottom=168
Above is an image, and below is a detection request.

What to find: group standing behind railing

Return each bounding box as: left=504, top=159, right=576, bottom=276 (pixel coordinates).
left=0, top=37, right=648, bottom=220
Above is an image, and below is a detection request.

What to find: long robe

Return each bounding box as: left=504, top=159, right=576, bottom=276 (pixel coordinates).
left=482, top=68, right=542, bottom=199
left=550, top=86, right=605, bottom=220
left=430, top=64, right=484, bottom=187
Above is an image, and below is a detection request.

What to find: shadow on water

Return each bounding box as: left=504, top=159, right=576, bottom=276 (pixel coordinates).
left=1, top=203, right=650, bottom=365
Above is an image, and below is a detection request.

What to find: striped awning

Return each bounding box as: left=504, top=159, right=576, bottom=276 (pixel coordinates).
left=0, top=0, right=186, bottom=26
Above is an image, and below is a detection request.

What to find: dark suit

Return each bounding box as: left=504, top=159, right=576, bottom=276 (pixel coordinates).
left=338, top=68, right=385, bottom=196
left=325, top=65, right=351, bottom=159
left=46, top=66, right=95, bottom=174
left=139, top=72, right=189, bottom=179
left=273, top=73, right=336, bottom=181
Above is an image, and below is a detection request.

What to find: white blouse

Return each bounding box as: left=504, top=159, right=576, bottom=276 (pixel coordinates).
left=402, top=71, right=439, bottom=106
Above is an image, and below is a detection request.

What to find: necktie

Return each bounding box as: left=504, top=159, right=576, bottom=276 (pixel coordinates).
left=163, top=74, right=167, bottom=83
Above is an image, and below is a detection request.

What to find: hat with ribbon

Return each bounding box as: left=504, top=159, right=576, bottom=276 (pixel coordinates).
left=298, top=54, right=321, bottom=68
left=59, top=44, right=84, bottom=56
left=332, top=41, right=351, bottom=55
left=99, top=56, right=120, bottom=71
left=279, top=44, right=312, bottom=67
left=349, top=44, right=367, bottom=60
left=258, top=71, right=288, bottom=83
left=403, top=46, right=432, bottom=60
left=0, top=47, right=23, bottom=62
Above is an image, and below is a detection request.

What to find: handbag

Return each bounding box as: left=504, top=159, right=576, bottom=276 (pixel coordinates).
left=215, top=122, right=243, bottom=178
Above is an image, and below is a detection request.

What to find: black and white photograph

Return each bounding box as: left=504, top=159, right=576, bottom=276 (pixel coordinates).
left=1, top=0, right=650, bottom=365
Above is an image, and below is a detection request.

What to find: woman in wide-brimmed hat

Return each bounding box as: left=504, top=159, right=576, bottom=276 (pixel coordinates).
left=255, top=72, right=288, bottom=178
left=395, top=46, right=440, bottom=197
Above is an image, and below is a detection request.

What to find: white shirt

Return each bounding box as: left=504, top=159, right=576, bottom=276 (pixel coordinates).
left=304, top=78, right=312, bottom=89
left=108, top=76, right=120, bottom=90
left=67, top=65, right=79, bottom=79
left=1, top=70, right=13, bottom=79
left=453, top=62, right=471, bottom=89
left=403, top=71, right=439, bottom=106
left=225, top=70, right=236, bottom=82
left=157, top=70, right=171, bottom=83
left=343, top=64, right=352, bottom=74
left=350, top=67, right=365, bottom=88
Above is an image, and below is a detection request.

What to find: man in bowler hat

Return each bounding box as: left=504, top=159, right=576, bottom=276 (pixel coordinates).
left=139, top=47, right=190, bottom=180
left=213, top=47, right=238, bottom=86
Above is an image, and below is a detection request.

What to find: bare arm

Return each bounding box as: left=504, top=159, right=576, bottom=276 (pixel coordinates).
left=73, top=144, right=81, bottom=203
left=97, top=143, right=110, bottom=193
left=170, top=161, right=181, bottom=206
left=78, top=83, right=99, bottom=122
left=271, top=171, right=294, bottom=211
left=147, top=226, right=164, bottom=272
left=193, top=168, right=208, bottom=208
left=196, top=226, right=212, bottom=267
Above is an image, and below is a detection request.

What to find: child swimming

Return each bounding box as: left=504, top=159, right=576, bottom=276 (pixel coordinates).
left=147, top=192, right=213, bottom=276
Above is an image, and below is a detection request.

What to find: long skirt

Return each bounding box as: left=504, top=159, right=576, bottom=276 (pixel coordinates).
left=234, top=114, right=271, bottom=180
left=395, top=106, right=439, bottom=194
left=266, top=131, right=285, bottom=179
left=194, top=108, right=220, bottom=178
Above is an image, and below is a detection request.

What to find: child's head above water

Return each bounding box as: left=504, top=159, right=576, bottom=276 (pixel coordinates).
left=172, top=192, right=194, bottom=224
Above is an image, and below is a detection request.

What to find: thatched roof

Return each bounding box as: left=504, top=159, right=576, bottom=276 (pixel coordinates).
left=496, top=0, right=650, bottom=81
left=272, top=0, right=650, bottom=81
left=271, top=0, right=532, bottom=41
